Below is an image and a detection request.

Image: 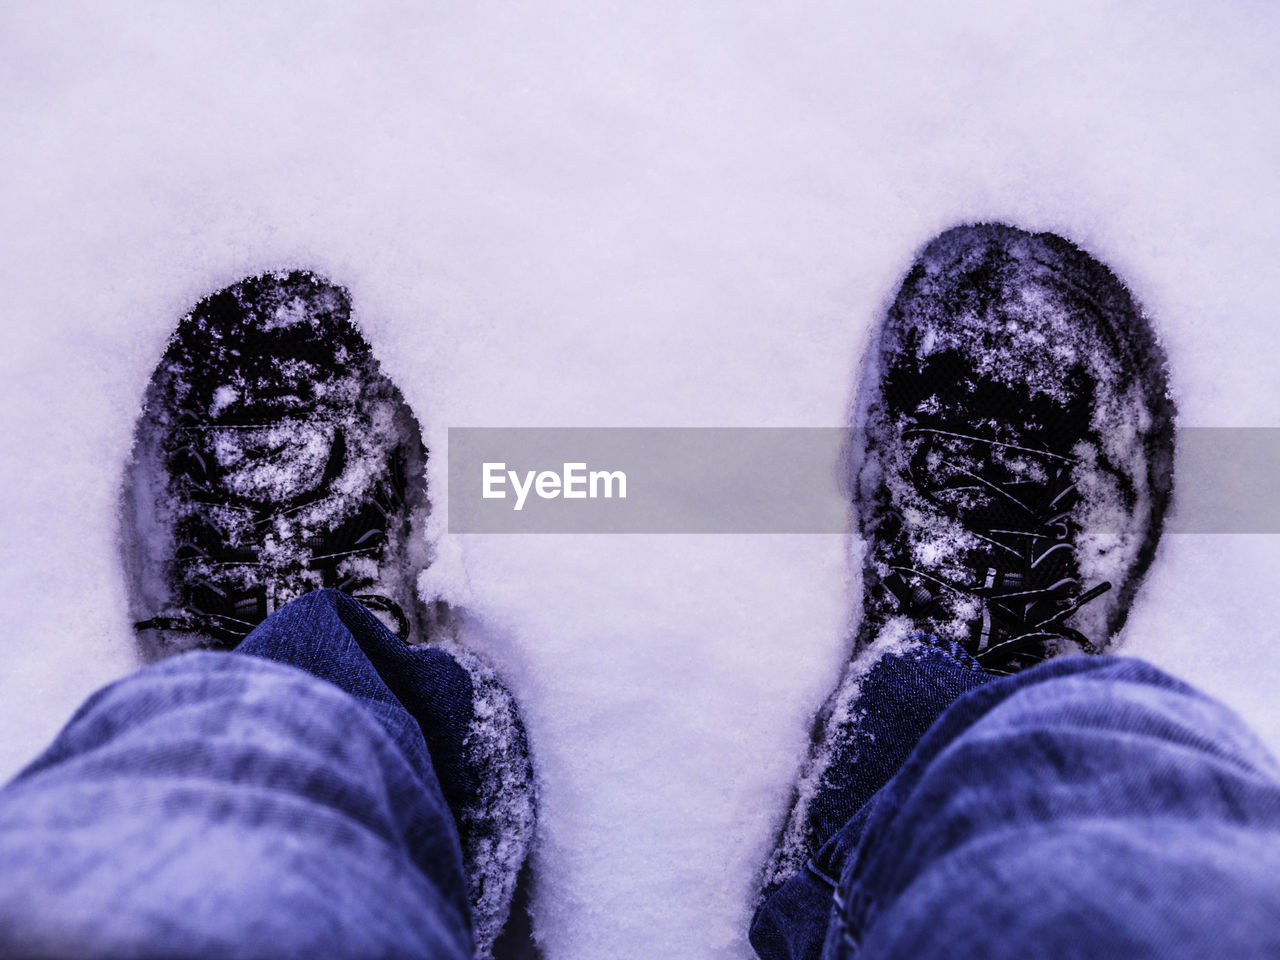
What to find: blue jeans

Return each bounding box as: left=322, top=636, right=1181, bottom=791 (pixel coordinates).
left=2, top=592, right=1280, bottom=958
left=752, top=642, right=1280, bottom=959
left=0, top=589, right=475, bottom=959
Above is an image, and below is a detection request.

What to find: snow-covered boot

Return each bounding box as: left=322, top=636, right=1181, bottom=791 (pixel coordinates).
left=761, top=223, right=1175, bottom=897
left=122, top=270, right=534, bottom=957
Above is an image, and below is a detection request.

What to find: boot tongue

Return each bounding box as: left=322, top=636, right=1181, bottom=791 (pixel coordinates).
left=209, top=420, right=343, bottom=505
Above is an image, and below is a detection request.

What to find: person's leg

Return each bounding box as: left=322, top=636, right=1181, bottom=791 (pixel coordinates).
left=0, top=588, right=474, bottom=959
left=820, top=655, right=1280, bottom=959
left=756, top=223, right=1208, bottom=957
left=95, top=270, right=533, bottom=954
left=755, top=644, right=1280, bottom=960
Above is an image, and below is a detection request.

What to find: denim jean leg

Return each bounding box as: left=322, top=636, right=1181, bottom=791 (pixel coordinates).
left=0, top=589, right=474, bottom=959
left=234, top=588, right=480, bottom=818
left=825, top=656, right=1280, bottom=959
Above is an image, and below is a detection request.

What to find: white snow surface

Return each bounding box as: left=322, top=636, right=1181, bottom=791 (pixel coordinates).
left=3, top=2, right=1280, bottom=957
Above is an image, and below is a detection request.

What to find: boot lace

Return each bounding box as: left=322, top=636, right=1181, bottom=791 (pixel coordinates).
left=885, top=426, right=1111, bottom=673
left=134, top=421, right=412, bottom=644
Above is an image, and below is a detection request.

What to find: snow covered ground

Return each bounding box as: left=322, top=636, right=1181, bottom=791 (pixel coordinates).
left=3, top=2, right=1280, bottom=957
